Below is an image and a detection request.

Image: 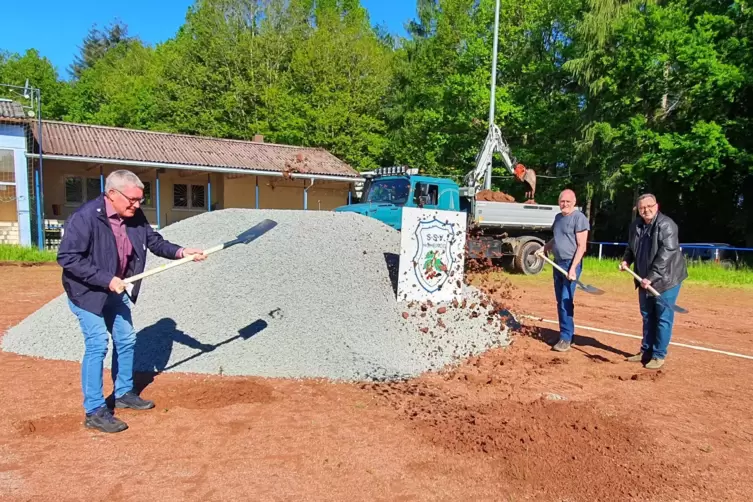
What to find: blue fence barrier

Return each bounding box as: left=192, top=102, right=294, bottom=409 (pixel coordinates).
left=588, top=241, right=753, bottom=262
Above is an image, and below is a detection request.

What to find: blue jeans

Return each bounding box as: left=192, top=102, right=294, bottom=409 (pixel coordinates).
left=68, top=293, right=136, bottom=414
left=553, top=259, right=582, bottom=343
left=638, top=284, right=681, bottom=360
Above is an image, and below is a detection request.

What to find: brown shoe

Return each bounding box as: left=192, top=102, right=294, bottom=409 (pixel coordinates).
left=645, top=358, right=665, bottom=370
left=625, top=352, right=644, bottom=363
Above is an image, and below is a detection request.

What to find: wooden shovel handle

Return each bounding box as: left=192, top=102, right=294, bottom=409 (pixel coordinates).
left=122, top=243, right=223, bottom=285
left=621, top=264, right=662, bottom=297
left=539, top=254, right=570, bottom=276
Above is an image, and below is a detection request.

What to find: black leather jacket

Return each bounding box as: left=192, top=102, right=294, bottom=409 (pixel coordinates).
left=622, top=212, right=688, bottom=293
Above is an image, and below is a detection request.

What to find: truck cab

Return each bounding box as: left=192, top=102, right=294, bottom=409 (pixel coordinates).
left=335, top=175, right=461, bottom=230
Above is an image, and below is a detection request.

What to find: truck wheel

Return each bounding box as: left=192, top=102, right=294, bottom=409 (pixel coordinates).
left=515, top=240, right=545, bottom=275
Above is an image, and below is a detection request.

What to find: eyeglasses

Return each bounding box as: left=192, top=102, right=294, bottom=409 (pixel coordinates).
left=111, top=188, right=145, bottom=206
left=638, top=203, right=657, bottom=212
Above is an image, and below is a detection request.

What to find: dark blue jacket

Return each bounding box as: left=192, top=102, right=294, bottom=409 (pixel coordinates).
left=57, top=194, right=182, bottom=315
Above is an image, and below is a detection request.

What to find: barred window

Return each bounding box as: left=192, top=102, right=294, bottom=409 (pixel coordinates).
left=65, top=177, right=84, bottom=204
left=174, top=183, right=206, bottom=209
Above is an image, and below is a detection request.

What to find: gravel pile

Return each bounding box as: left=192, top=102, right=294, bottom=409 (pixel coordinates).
left=2, top=209, right=510, bottom=381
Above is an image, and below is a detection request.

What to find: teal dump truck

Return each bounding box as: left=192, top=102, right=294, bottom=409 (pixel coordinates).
left=335, top=138, right=560, bottom=275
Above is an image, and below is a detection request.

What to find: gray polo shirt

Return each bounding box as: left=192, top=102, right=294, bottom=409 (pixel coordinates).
left=552, top=210, right=590, bottom=261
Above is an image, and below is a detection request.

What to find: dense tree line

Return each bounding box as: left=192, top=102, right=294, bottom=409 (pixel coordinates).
left=1, top=0, right=751, bottom=246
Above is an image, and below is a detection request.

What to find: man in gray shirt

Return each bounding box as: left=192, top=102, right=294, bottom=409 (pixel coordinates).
left=536, top=189, right=590, bottom=352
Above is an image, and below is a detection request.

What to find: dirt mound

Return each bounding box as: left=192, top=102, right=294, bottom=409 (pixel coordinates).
left=366, top=375, right=678, bottom=501
left=475, top=189, right=516, bottom=203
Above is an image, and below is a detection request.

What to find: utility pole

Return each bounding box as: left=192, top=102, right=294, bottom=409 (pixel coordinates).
left=485, top=0, right=501, bottom=190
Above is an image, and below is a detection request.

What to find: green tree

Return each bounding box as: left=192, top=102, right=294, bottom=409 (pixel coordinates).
left=565, top=0, right=751, bottom=243
left=155, top=0, right=393, bottom=170
left=64, top=40, right=162, bottom=129
left=69, top=20, right=133, bottom=79
left=282, top=0, right=395, bottom=170
left=0, top=49, right=68, bottom=119
left=385, top=0, right=582, bottom=202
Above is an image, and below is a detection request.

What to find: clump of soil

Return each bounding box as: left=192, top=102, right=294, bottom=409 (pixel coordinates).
left=476, top=189, right=516, bottom=203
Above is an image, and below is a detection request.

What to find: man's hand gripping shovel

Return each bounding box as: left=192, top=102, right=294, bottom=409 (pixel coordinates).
left=535, top=250, right=606, bottom=295
left=619, top=263, right=689, bottom=314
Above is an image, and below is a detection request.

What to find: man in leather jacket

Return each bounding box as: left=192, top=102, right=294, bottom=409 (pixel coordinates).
left=620, top=194, right=688, bottom=369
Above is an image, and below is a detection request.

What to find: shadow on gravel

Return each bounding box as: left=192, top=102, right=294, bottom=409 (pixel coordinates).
left=384, top=252, right=399, bottom=297
left=531, top=326, right=633, bottom=358
left=132, top=318, right=268, bottom=393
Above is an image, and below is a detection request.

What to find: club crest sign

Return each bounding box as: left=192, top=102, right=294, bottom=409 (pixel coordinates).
left=413, top=218, right=455, bottom=293
left=397, top=207, right=467, bottom=303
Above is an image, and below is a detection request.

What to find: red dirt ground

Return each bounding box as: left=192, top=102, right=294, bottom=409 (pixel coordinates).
left=1, top=264, right=752, bottom=501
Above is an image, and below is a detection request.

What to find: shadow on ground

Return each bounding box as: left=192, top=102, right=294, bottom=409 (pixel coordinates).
left=529, top=326, right=633, bottom=358
left=132, top=318, right=268, bottom=394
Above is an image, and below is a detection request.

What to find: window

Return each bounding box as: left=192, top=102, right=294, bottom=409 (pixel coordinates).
left=65, top=176, right=101, bottom=204
left=426, top=184, right=439, bottom=206
left=142, top=181, right=153, bottom=206
left=0, top=149, right=14, bottom=185
left=364, top=178, right=411, bottom=205
left=65, top=177, right=84, bottom=204
left=64, top=176, right=153, bottom=206
left=173, top=183, right=206, bottom=209
left=86, top=178, right=102, bottom=201
left=413, top=182, right=439, bottom=207
left=191, top=184, right=206, bottom=208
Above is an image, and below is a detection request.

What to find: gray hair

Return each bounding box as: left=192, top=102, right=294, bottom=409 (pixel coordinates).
left=105, top=169, right=144, bottom=193
left=636, top=193, right=657, bottom=204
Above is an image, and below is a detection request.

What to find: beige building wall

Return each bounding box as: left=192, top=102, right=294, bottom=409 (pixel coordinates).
left=42, top=160, right=223, bottom=226
left=39, top=160, right=354, bottom=228
left=223, top=175, right=257, bottom=209
left=251, top=176, right=351, bottom=210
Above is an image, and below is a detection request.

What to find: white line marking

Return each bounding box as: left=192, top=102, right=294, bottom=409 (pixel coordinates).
left=521, top=315, right=753, bottom=361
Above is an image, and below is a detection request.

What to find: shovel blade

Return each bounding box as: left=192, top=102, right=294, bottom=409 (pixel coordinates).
left=660, top=298, right=689, bottom=314
left=577, top=282, right=605, bottom=295
left=649, top=291, right=689, bottom=314
left=237, top=219, right=277, bottom=243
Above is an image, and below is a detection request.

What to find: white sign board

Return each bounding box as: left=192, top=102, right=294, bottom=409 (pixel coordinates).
left=397, top=207, right=467, bottom=303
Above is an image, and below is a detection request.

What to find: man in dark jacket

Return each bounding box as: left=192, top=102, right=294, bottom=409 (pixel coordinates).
left=620, top=194, right=688, bottom=369
left=58, top=169, right=206, bottom=433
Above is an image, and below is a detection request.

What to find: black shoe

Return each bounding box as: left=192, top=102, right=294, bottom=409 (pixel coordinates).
left=84, top=406, right=128, bottom=433
left=115, top=391, right=155, bottom=410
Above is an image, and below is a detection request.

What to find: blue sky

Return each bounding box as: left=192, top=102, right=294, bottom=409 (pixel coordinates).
left=0, top=0, right=416, bottom=78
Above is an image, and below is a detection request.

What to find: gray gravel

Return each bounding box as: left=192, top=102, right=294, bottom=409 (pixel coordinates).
left=2, top=209, right=510, bottom=381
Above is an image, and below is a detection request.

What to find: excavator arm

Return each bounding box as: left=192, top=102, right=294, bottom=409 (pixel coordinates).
left=463, top=124, right=536, bottom=199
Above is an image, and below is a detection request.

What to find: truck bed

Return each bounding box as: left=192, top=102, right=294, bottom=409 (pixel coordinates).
left=473, top=200, right=559, bottom=230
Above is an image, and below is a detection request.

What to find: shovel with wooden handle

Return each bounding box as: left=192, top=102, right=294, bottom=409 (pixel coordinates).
left=122, top=219, right=277, bottom=287
left=537, top=254, right=606, bottom=295
left=620, top=264, right=689, bottom=314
